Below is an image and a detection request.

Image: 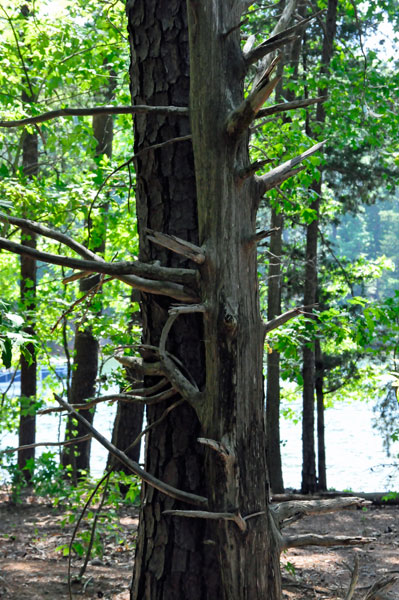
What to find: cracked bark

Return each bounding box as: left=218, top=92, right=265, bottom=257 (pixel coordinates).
left=128, top=2, right=220, bottom=598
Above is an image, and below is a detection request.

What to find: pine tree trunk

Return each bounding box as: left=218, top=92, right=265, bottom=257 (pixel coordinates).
left=128, top=2, right=221, bottom=597
left=266, top=210, right=284, bottom=493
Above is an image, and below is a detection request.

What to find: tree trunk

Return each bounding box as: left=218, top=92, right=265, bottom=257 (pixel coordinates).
left=128, top=2, right=221, bottom=597
left=301, top=203, right=318, bottom=493
left=18, top=8, right=38, bottom=479
left=108, top=292, right=144, bottom=470
left=266, top=210, right=285, bottom=493
left=315, top=337, right=327, bottom=490
left=301, top=0, right=337, bottom=494
left=188, top=2, right=281, bottom=597
left=62, top=68, right=115, bottom=480
left=18, top=226, right=37, bottom=480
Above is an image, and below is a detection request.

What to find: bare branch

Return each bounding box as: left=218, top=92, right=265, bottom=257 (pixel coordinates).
left=0, top=434, right=92, bottom=454
left=0, top=215, right=198, bottom=286
left=244, top=34, right=298, bottom=66
left=256, top=96, right=327, bottom=120
left=226, top=56, right=281, bottom=138
left=0, top=236, right=199, bottom=302
left=159, top=304, right=206, bottom=354
left=162, top=509, right=247, bottom=532
left=168, top=303, right=206, bottom=316
left=38, top=388, right=176, bottom=414
left=0, top=104, right=189, bottom=128
left=263, top=304, right=317, bottom=334
left=146, top=228, right=206, bottom=264
left=256, top=140, right=325, bottom=195
left=272, top=496, right=371, bottom=528
left=281, top=534, right=375, bottom=551
left=245, top=11, right=323, bottom=66
left=114, top=353, right=164, bottom=377
left=125, top=399, right=184, bottom=455
left=53, top=394, right=208, bottom=507
left=0, top=213, right=98, bottom=261
left=160, top=313, right=179, bottom=355
left=345, top=555, right=359, bottom=600
left=248, top=227, right=280, bottom=245
left=129, top=378, right=170, bottom=396
left=159, top=353, right=202, bottom=403
left=197, top=437, right=230, bottom=456
left=237, top=159, right=272, bottom=181
left=62, top=270, right=95, bottom=284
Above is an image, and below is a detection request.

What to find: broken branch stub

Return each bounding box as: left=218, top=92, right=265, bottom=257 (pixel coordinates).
left=256, top=140, right=326, bottom=195
left=226, top=56, right=281, bottom=138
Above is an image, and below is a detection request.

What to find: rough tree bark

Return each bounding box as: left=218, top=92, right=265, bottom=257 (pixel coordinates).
left=128, top=2, right=221, bottom=598
left=187, top=2, right=282, bottom=596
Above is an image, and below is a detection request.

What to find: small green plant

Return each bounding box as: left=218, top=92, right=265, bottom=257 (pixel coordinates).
left=283, top=560, right=296, bottom=577
left=56, top=471, right=140, bottom=562
left=0, top=453, right=27, bottom=504
left=28, top=452, right=68, bottom=497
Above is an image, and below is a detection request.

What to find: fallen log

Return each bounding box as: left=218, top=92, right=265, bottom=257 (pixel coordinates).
left=272, top=490, right=399, bottom=506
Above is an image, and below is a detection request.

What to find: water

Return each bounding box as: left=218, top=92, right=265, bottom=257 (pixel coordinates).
left=1, top=368, right=398, bottom=492
left=281, top=399, right=399, bottom=492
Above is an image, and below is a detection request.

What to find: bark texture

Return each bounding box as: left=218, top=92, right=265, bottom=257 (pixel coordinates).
left=128, top=2, right=221, bottom=598
left=188, top=2, right=281, bottom=597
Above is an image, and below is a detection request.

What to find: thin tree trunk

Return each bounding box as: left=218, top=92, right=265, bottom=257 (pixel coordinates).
left=315, top=337, right=327, bottom=490
left=301, top=201, right=318, bottom=493
left=266, top=210, right=285, bottom=493
left=301, top=0, right=337, bottom=494
left=18, top=226, right=37, bottom=480
left=302, top=0, right=337, bottom=493
left=62, top=68, right=115, bottom=480
left=107, top=291, right=144, bottom=469
left=18, top=3, right=38, bottom=480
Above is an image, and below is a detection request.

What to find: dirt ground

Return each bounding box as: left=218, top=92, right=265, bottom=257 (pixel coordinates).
left=0, top=489, right=398, bottom=599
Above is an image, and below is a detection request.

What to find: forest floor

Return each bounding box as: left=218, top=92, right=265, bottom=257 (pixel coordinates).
left=0, top=488, right=398, bottom=599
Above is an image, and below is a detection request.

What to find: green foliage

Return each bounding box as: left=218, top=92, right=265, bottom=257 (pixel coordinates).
left=0, top=300, right=34, bottom=368
left=55, top=471, right=140, bottom=559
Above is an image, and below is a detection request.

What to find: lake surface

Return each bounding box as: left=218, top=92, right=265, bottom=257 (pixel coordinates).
left=1, top=368, right=398, bottom=492
left=280, top=399, right=399, bottom=492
